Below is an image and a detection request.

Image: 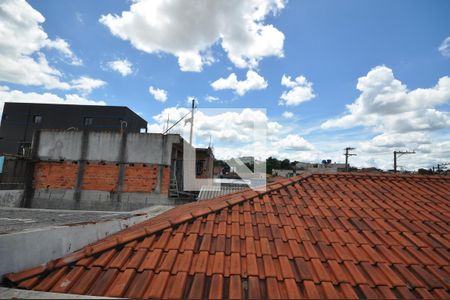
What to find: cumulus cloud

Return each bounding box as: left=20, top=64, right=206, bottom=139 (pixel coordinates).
left=279, top=74, right=315, bottom=106
left=211, top=71, right=268, bottom=96
left=149, top=86, right=168, bottom=102
left=282, top=111, right=294, bottom=119
left=70, top=76, right=107, bottom=95
left=438, top=36, right=450, bottom=57
left=0, top=85, right=106, bottom=116
left=273, top=134, right=314, bottom=151
left=0, top=0, right=82, bottom=89
left=145, top=106, right=319, bottom=161
left=321, top=66, right=450, bottom=132
left=99, top=0, right=285, bottom=72
left=107, top=59, right=133, bottom=76
left=320, top=66, right=450, bottom=170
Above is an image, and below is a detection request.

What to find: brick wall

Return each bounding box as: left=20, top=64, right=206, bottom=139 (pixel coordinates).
left=161, top=166, right=170, bottom=194
left=122, top=164, right=158, bottom=193
left=34, top=162, right=78, bottom=189
left=81, top=163, right=119, bottom=191
left=33, top=161, right=171, bottom=194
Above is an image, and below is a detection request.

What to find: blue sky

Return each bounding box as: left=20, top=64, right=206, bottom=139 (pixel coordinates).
left=1, top=0, right=449, bottom=170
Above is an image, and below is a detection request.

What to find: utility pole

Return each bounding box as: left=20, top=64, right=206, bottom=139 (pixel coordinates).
left=436, top=162, right=449, bottom=174
left=393, top=150, right=415, bottom=173
left=344, top=147, right=356, bottom=172
left=189, top=98, right=195, bottom=145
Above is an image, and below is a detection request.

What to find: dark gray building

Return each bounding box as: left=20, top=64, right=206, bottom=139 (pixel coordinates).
left=0, top=103, right=148, bottom=155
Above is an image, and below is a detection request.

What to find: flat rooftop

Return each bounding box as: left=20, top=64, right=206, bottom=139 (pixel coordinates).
left=0, top=206, right=172, bottom=235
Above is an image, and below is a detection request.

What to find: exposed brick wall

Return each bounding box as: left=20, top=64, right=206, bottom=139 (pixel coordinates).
left=33, top=161, right=171, bottom=194
left=81, top=163, right=119, bottom=191
left=161, top=166, right=170, bottom=193
left=34, top=162, right=78, bottom=189
left=122, top=164, right=158, bottom=193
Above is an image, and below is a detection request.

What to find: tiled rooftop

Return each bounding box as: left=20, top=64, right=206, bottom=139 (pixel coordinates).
left=4, top=173, right=450, bottom=299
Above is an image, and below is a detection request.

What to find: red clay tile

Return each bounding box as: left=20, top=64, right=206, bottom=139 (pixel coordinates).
left=124, top=270, right=153, bottom=299
left=294, top=257, right=314, bottom=281
left=278, top=256, right=295, bottom=279
left=229, top=275, right=243, bottom=299
left=167, top=271, right=188, bottom=299
left=104, top=269, right=135, bottom=298
left=34, top=266, right=68, bottom=291
left=304, top=280, right=320, bottom=299
left=6, top=174, right=450, bottom=299
left=247, top=276, right=261, bottom=299
left=212, top=252, right=225, bottom=274
left=266, top=277, right=282, bottom=299
left=187, top=273, right=206, bottom=299
left=139, top=249, right=162, bottom=271
left=50, top=266, right=84, bottom=293
left=69, top=267, right=102, bottom=295
left=89, top=268, right=118, bottom=296
left=209, top=274, right=224, bottom=299
left=143, top=270, right=170, bottom=299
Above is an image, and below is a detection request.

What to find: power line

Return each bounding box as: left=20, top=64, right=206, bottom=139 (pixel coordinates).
left=393, top=150, right=415, bottom=173
left=344, top=147, right=357, bottom=172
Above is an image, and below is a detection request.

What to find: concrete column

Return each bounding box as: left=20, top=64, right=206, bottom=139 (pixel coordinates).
left=115, top=132, right=128, bottom=202
left=22, top=130, right=40, bottom=208
left=73, top=130, right=89, bottom=204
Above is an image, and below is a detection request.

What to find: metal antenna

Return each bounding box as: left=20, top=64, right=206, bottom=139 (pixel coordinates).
left=393, top=150, right=415, bottom=173
left=189, top=98, right=195, bottom=145
left=344, top=147, right=357, bottom=172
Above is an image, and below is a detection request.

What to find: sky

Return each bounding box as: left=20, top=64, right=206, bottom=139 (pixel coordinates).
left=0, top=0, right=449, bottom=171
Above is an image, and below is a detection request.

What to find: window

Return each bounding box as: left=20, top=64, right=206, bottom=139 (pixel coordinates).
left=33, top=115, right=42, bottom=124
left=140, top=128, right=147, bottom=133
left=84, top=117, right=93, bottom=126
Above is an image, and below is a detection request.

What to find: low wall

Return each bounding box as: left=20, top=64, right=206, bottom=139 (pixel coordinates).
left=0, top=206, right=172, bottom=278
left=31, top=189, right=176, bottom=211
left=0, top=190, right=23, bottom=207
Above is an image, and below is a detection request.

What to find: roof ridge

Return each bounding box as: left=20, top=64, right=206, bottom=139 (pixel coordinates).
left=5, top=173, right=314, bottom=283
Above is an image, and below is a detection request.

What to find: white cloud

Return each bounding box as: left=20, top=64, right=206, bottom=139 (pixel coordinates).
left=107, top=59, right=133, bottom=76
left=282, top=111, right=294, bottom=119
left=438, top=36, right=450, bottom=57
left=145, top=106, right=319, bottom=161
left=321, top=66, right=450, bottom=132
left=0, top=0, right=82, bottom=89
left=211, top=70, right=268, bottom=96
left=319, top=65, right=450, bottom=170
left=149, top=86, right=168, bottom=102
left=205, top=95, right=219, bottom=102
left=99, top=0, right=285, bottom=72
left=70, top=76, right=107, bottom=95
left=0, top=85, right=106, bottom=116
left=279, top=74, right=315, bottom=106
left=273, top=134, right=314, bottom=151
left=44, top=38, right=83, bottom=66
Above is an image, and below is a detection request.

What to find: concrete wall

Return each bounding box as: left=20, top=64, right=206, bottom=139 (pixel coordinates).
left=28, top=131, right=183, bottom=211
left=37, top=131, right=181, bottom=164
left=38, top=131, right=83, bottom=161
left=0, top=206, right=172, bottom=278
left=0, top=190, right=23, bottom=207
left=31, top=189, right=176, bottom=211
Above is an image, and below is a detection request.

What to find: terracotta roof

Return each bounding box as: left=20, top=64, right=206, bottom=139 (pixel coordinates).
left=4, top=173, right=450, bottom=299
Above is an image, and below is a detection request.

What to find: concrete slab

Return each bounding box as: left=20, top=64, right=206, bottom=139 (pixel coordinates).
left=0, top=205, right=172, bottom=278
left=0, top=287, right=115, bottom=299
left=0, top=206, right=133, bottom=235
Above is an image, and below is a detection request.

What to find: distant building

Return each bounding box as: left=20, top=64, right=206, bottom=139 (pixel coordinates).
left=0, top=102, right=147, bottom=155
left=295, top=161, right=346, bottom=174
left=272, top=169, right=297, bottom=178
